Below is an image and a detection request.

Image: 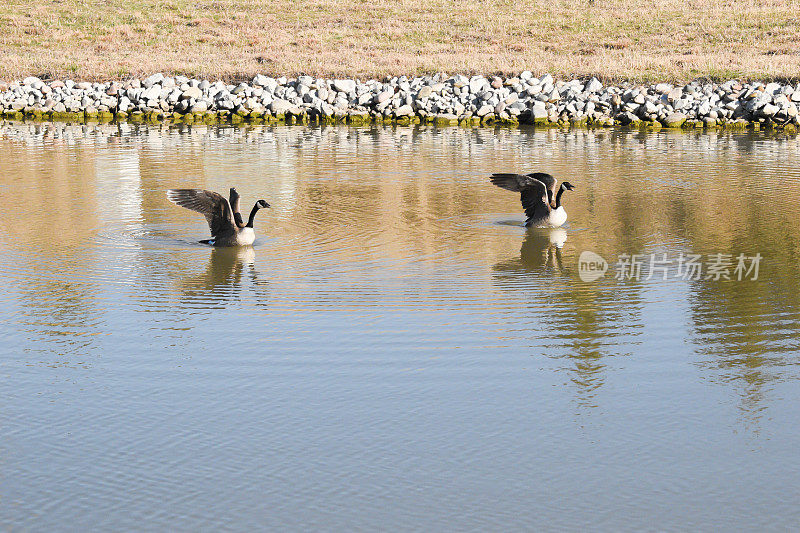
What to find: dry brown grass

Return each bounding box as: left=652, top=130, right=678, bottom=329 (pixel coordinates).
left=2, top=0, right=800, bottom=82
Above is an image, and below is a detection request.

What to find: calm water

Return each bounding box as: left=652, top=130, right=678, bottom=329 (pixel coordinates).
left=1, top=122, right=799, bottom=531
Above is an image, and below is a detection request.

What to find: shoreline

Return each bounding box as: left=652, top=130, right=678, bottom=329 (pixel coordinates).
left=2, top=73, right=799, bottom=132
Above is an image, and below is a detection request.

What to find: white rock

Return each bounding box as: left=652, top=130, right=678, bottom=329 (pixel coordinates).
left=269, top=99, right=293, bottom=114
left=655, top=83, right=673, bottom=94
left=531, top=101, right=548, bottom=120
left=645, top=101, right=661, bottom=114
left=141, top=85, right=161, bottom=101
left=585, top=77, right=603, bottom=93
left=181, top=87, right=202, bottom=100
left=469, top=77, right=488, bottom=94
left=245, top=97, right=262, bottom=109
left=417, top=86, right=433, bottom=99
left=452, top=75, right=468, bottom=87
left=475, top=104, right=492, bottom=117
left=375, top=91, right=392, bottom=104
left=760, top=103, right=779, bottom=116
left=526, top=85, right=542, bottom=97
left=333, top=79, right=356, bottom=93
left=143, top=73, right=164, bottom=88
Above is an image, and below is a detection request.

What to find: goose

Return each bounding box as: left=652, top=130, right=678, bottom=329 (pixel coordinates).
left=167, top=188, right=270, bottom=246
left=490, top=172, right=575, bottom=227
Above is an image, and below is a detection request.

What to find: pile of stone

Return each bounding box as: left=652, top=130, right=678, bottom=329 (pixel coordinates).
left=1, top=72, right=799, bottom=129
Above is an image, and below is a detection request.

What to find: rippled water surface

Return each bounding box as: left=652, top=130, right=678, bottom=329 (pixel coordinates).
left=2, top=122, right=800, bottom=531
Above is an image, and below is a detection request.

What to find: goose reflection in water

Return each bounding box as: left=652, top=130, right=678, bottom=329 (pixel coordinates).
left=179, top=246, right=269, bottom=309
left=492, top=226, right=627, bottom=410
left=495, top=227, right=569, bottom=274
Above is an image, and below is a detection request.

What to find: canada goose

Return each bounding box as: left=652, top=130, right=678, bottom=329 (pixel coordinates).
left=167, top=188, right=270, bottom=246
left=490, top=173, right=575, bottom=227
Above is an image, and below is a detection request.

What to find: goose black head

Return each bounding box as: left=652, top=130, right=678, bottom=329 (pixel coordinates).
left=256, top=199, right=271, bottom=208
left=561, top=182, right=576, bottom=191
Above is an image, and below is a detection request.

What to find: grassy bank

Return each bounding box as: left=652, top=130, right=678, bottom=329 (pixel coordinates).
left=2, top=0, right=800, bottom=82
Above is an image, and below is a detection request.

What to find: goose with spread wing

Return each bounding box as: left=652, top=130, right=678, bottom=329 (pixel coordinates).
left=490, top=172, right=575, bottom=227
left=167, top=188, right=270, bottom=246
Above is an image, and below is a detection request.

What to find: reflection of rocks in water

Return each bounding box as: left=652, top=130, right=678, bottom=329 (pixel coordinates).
left=180, top=246, right=269, bottom=309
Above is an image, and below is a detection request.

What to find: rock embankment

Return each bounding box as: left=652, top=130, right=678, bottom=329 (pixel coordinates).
left=1, top=72, right=799, bottom=130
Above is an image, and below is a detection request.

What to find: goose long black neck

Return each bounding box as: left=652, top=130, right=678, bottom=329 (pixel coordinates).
left=246, top=203, right=261, bottom=228
left=555, top=187, right=565, bottom=208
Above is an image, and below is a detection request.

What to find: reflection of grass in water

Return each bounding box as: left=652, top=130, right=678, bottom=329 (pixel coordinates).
left=493, top=229, right=643, bottom=410
left=3, top=0, right=800, bottom=81
left=3, top=122, right=800, bottom=429
left=687, top=234, right=800, bottom=431
left=18, top=278, right=103, bottom=359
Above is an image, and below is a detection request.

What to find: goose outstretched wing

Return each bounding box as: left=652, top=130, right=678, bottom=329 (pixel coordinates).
left=490, top=173, right=551, bottom=222
left=167, top=189, right=236, bottom=238
left=527, top=172, right=557, bottom=206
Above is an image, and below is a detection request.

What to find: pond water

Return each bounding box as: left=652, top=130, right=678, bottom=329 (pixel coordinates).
left=1, top=122, right=799, bottom=531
